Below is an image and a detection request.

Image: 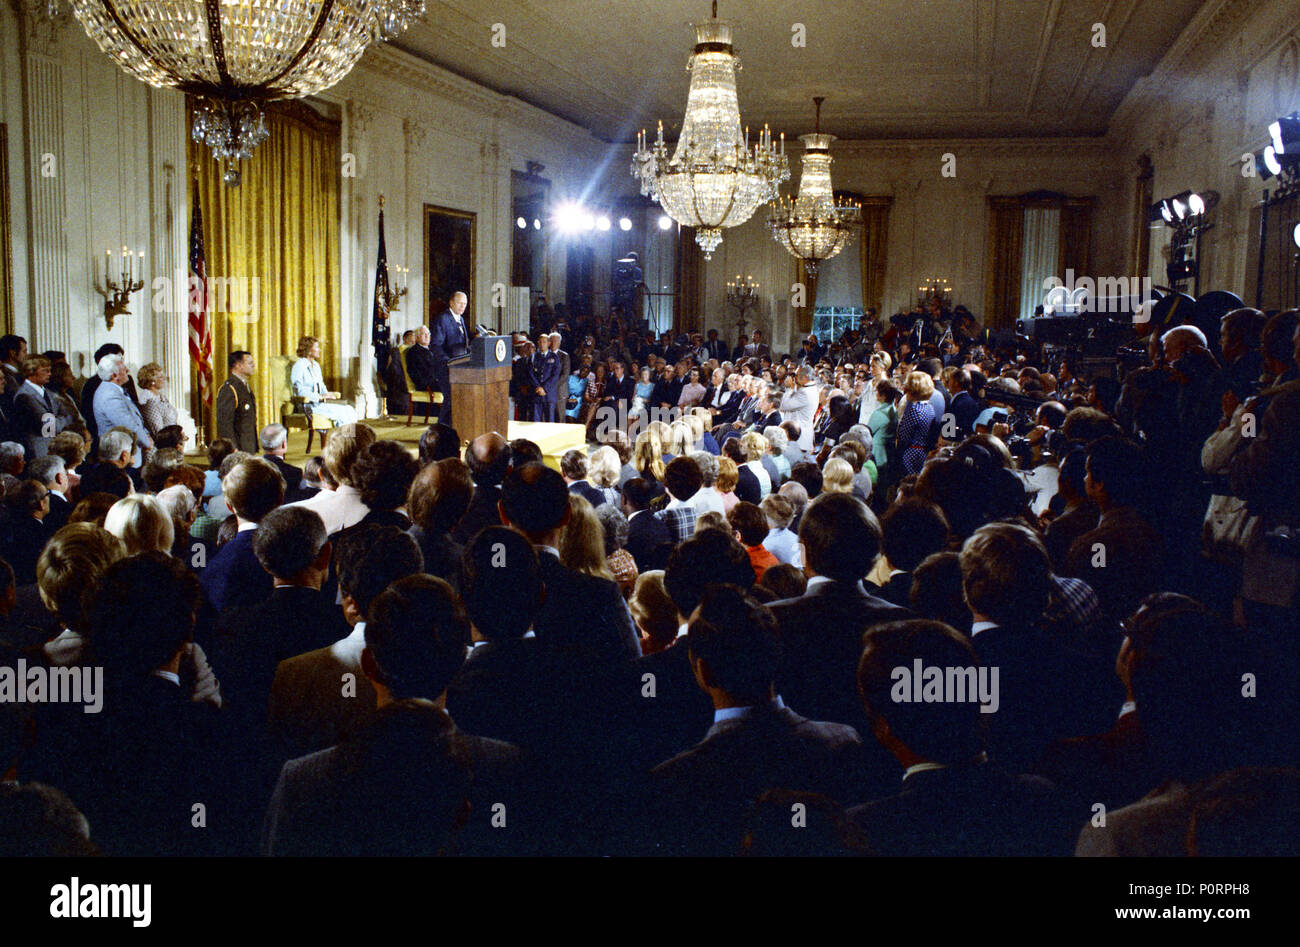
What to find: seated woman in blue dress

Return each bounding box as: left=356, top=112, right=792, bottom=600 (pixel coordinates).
left=292, top=336, right=359, bottom=427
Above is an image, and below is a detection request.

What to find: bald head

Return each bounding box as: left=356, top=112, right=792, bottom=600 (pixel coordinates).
left=1161, top=325, right=1208, bottom=363
left=467, top=431, right=510, bottom=486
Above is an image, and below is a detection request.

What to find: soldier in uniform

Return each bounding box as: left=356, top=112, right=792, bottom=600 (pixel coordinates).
left=217, top=350, right=259, bottom=453
left=533, top=333, right=559, bottom=422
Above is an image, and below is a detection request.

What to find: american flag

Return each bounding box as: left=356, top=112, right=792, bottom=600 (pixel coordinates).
left=372, top=203, right=391, bottom=378
left=188, top=180, right=213, bottom=405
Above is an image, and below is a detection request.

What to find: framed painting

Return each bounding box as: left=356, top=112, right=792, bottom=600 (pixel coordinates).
left=424, top=204, right=475, bottom=320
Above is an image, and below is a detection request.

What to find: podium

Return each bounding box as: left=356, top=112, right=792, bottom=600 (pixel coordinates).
left=449, top=334, right=512, bottom=445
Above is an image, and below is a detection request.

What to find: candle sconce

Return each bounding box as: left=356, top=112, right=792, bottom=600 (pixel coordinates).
left=384, top=265, right=409, bottom=311
left=96, top=247, right=145, bottom=330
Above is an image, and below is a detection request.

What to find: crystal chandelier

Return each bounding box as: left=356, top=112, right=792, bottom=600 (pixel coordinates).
left=769, top=98, right=861, bottom=275
left=59, top=0, right=424, bottom=184
left=631, top=1, right=788, bottom=259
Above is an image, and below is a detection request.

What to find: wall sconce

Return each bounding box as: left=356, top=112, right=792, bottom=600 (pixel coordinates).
left=96, top=246, right=144, bottom=330
left=384, top=265, right=409, bottom=311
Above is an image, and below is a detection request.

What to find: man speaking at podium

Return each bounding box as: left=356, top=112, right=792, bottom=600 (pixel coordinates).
left=429, top=290, right=473, bottom=428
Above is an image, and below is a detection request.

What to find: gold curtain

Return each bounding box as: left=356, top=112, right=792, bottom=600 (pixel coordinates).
left=857, top=197, right=892, bottom=313
left=793, top=259, right=820, bottom=336
left=985, top=197, right=1025, bottom=330
left=676, top=226, right=703, bottom=334
left=1059, top=197, right=1094, bottom=280
left=0, top=124, right=12, bottom=335
left=188, top=100, right=341, bottom=440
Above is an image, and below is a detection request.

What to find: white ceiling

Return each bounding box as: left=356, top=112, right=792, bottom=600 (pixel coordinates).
left=393, top=0, right=1210, bottom=141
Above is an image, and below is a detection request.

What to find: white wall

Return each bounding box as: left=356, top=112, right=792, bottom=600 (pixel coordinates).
left=1109, top=0, right=1300, bottom=303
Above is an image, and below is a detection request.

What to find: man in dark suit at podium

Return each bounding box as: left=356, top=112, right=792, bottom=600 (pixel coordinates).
left=429, top=290, right=474, bottom=428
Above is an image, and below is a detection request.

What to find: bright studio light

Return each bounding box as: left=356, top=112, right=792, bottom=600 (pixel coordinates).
left=533, top=218, right=541, bottom=230
left=554, top=203, right=584, bottom=233
left=516, top=216, right=527, bottom=229
left=1188, top=193, right=1205, bottom=216
left=1294, top=223, right=1300, bottom=250
left=1172, top=198, right=1188, bottom=220
left=658, top=214, right=673, bottom=231
left=618, top=217, right=632, bottom=231
left=1264, top=146, right=1283, bottom=177
left=1160, top=202, right=1174, bottom=224
left=596, top=216, right=611, bottom=231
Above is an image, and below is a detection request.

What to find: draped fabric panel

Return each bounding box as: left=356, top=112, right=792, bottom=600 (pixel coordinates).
left=794, top=258, right=819, bottom=336
left=188, top=100, right=341, bottom=441
left=985, top=197, right=1025, bottom=330
left=1060, top=197, right=1094, bottom=283
left=1020, top=206, right=1061, bottom=320
left=676, top=226, right=703, bottom=334
left=857, top=197, right=892, bottom=313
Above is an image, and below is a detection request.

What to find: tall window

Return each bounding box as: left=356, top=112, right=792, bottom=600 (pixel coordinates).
left=1019, top=206, right=1061, bottom=319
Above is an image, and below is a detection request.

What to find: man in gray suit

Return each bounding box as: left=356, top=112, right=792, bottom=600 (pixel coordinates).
left=92, top=353, right=152, bottom=466
left=12, top=356, right=70, bottom=459
left=549, top=331, right=570, bottom=419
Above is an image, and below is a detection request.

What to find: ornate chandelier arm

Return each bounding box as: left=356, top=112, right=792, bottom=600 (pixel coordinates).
left=265, top=0, right=340, bottom=93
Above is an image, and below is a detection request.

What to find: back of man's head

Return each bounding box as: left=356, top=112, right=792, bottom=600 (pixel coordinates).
left=222, top=457, right=285, bottom=523
left=335, top=524, right=423, bottom=615
left=686, top=584, right=780, bottom=705
left=91, top=552, right=198, bottom=681
left=799, top=493, right=881, bottom=582
left=461, top=527, right=542, bottom=641
left=500, top=462, right=569, bottom=540
left=858, top=619, right=987, bottom=764
left=353, top=440, right=420, bottom=513
left=621, top=477, right=656, bottom=513
left=959, top=523, right=1051, bottom=628
left=509, top=438, right=543, bottom=469
left=419, top=423, right=461, bottom=466
left=664, top=529, right=754, bottom=617
left=789, top=461, right=823, bottom=499
left=253, top=506, right=327, bottom=580
left=364, top=575, right=469, bottom=700
left=1086, top=435, right=1146, bottom=508
left=664, top=456, right=703, bottom=501
left=465, top=431, right=510, bottom=486
left=881, top=498, right=950, bottom=572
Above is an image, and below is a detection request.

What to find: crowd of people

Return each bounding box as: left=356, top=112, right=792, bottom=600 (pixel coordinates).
left=0, top=299, right=1297, bottom=857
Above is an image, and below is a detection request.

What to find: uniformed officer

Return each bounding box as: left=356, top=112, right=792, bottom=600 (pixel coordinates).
left=216, top=350, right=258, bottom=453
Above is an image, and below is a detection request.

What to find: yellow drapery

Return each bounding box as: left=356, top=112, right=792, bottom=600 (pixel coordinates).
left=985, top=197, right=1026, bottom=330
left=857, top=197, right=892, bottom=313
left=188, top=100, right=341, bottom=441
left=794, top=258, right=819, bottom=336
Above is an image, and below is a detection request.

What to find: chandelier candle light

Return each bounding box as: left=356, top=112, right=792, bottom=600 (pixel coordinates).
left=632, top=1, right=789, bottom=258
left=60, top=0, right=425, bottom=185
left=768, top=97, right=860, bottom=275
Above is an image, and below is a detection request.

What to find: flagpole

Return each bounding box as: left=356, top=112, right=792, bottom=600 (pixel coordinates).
left=191, top=168, right=210, bottom=452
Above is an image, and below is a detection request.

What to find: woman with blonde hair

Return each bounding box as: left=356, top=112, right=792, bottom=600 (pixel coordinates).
left=740, top=431, right=772, bottom=498
left=559, top=494, right=613, bottom=580
left=822, top=457, right=856, bottom=494
left=585, top=445, right=623, bottom=507
left=292, top=335, right=359, bottom=426
left=666, top=420, right=694, bottom=459
left=897, top=370, right=937, bottom=477
left=103, top=494, right=175, bottom=556
left=629, top=570, right=679, bottom=655
left=715, top=455, right=741, bottom=513
left=633, top=427, right=667, bottom=483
